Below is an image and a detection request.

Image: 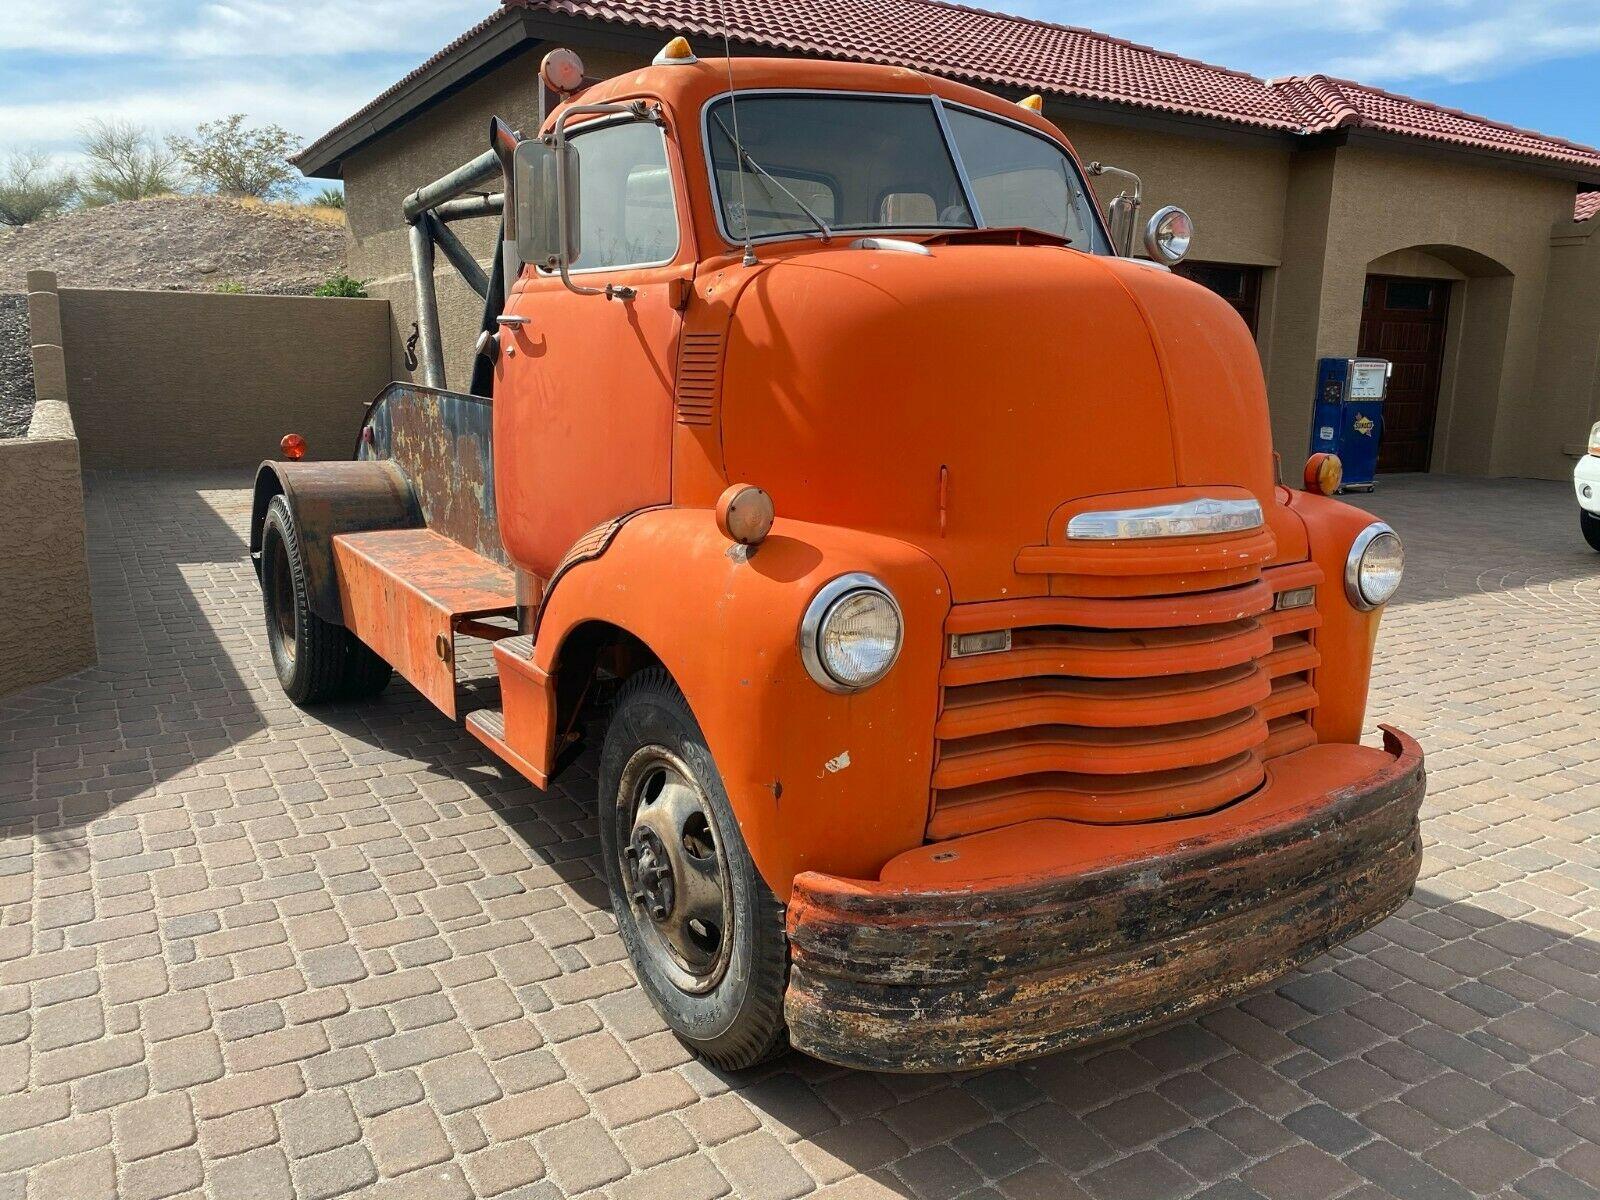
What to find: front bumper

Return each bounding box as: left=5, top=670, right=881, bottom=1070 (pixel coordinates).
left=784, top=727, right=1425, bottom=1073
left=1574, top=453, right=1600, bottom=515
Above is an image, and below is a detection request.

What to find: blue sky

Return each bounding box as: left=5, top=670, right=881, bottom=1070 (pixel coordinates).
left=2, top=0, right=1597, bottom=184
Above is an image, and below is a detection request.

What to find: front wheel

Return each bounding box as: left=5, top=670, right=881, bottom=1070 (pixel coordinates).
left=598, top=670, right=789, bottom=1070
left=1581, top=510, right=1600, bottom=552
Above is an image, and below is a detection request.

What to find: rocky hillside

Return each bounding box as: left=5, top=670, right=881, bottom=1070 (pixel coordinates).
left=0, top=195, right=346, bottom=295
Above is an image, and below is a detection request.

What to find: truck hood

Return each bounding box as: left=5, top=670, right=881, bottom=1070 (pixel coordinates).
left=718, top=241, right=1282, bottom=602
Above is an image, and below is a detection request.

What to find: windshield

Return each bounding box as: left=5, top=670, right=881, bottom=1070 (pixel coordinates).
left=705, top=93, right=1110, bottom=253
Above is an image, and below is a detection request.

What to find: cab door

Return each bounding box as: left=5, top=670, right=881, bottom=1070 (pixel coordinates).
left=495, top=115, right=688, bottom=580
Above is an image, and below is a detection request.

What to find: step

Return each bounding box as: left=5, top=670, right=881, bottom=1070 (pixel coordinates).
left=466, top=706, right=548, bottom=788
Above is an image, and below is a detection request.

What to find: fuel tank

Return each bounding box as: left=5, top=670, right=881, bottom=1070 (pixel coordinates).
left=718, top=241, right=1286, bottom=601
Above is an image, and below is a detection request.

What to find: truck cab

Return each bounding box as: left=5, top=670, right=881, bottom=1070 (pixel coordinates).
left=252, top=43, right=1424, bottom=1073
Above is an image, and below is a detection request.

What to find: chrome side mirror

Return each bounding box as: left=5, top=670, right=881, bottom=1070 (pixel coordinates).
left=1143, top=206, right=1194, bottom=265
left=1086, top=162, right=1142, bottom=257
left=513, top=139, right=579, bottom=270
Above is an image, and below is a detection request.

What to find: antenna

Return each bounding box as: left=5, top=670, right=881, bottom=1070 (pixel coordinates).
left=719, top=12, right=757, bottom=266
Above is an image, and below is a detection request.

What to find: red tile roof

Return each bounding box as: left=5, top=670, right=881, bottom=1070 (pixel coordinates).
left=297, top=0, right=1600, bottom=179
left=532, top=0, right=1309, bottom=130
left=1578, top=192, right=1600, bottom=222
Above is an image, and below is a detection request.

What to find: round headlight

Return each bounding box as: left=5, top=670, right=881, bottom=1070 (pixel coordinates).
left=1345, top=523, right=1404, bottom=610
left=1143, top=205, right=1193, bottom=265
left=799, top=574, right=903, bottom=692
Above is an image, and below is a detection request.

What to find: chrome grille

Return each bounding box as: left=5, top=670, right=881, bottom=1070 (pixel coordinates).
left=930, top=559, right=1323, bottom=840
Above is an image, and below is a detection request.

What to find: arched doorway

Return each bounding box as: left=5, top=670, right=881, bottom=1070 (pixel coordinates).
left=1362, top=246, right=1513, bottom=475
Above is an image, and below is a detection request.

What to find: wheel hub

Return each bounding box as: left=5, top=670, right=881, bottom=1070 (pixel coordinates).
left=624, top=826, right=675, bottom=922
left=615, top=749, right=735, bottom=993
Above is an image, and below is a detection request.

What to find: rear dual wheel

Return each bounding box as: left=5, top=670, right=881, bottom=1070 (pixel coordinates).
left=599, top=670, right=789, bottom=1070
left=260, top=495, right=392, bottom=705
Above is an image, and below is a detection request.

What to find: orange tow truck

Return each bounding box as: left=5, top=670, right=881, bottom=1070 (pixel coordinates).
left=253, top=42, right=1423, bottom=1072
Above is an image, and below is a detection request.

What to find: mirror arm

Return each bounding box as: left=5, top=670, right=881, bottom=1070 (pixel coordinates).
left=549, top=100, right=663, bottom=300
left=1086, top=162, right=1142, bottom=257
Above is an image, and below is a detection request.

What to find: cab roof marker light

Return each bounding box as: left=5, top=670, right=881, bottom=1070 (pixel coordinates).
left=1017, top=94, right=1044, bottom=112
left=654, top=36, right=697, bottom=65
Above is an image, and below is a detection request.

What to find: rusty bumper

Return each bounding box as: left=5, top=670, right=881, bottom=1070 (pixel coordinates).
left=784, top=727, right=1425, bottom=1073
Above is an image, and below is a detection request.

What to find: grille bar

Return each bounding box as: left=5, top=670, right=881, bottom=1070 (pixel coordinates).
left=929, top=557, right=1326, bottom=837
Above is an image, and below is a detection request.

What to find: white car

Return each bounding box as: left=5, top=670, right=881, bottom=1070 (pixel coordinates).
left=1576, top=422, right=1600, bottom=550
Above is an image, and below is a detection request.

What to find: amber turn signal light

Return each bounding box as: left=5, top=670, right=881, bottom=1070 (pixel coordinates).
left=716, top=484, right=774, bottom=546
left=1304, top=452, right=1342, bottom=495
left=280, top=433, right=307, bottom=461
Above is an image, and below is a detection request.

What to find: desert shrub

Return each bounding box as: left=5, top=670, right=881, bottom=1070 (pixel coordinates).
left=169, top=115, right=302, bottom=201
left=313, top=187, right=345, bottom=209
left=215, top=281, right=245, bottom=294
left=0, top=150, right=78, bottom=224
left=313, top=272, right=368, bottom=298
left=80, top=120, right=182, bottom=205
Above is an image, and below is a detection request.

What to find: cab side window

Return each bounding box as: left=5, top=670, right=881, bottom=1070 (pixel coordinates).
left=568, top=121, right=679, bottom=270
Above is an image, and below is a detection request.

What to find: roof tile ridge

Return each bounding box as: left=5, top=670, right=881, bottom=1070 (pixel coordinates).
left=1267, top=74, right=1359, bottom=133
left=1323, top=74, right=1600, bottom=156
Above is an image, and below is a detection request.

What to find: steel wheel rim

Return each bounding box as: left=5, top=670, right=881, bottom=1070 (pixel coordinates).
left=267, top=533, right=297, bottom=665
left=616, top=745, right=734, bottom=995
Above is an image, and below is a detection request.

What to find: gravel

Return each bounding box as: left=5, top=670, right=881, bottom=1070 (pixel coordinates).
left=0, top=195, right=345, bottom=295
left=0, top=295, right=32, bottom=438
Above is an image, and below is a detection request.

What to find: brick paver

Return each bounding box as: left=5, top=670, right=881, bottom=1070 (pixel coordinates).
left=1, top=470, right=1599, bottom=1198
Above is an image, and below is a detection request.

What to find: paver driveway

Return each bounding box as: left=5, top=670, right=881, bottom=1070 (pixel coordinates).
left=1, top=471, right=1599, bottom=1200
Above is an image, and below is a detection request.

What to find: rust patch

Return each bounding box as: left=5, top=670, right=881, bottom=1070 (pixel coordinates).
left=360, top=383, right=506, bottom=566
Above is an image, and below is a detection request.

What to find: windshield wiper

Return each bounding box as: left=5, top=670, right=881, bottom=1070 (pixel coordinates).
left=712, top=113, right=833, bottom=244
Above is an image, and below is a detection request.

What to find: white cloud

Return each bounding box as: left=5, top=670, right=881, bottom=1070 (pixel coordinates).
left=0, top=0, right=493, bottom=58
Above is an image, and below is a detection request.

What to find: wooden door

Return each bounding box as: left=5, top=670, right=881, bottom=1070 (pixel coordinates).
left=1359, top=275, right=1450, bottom=473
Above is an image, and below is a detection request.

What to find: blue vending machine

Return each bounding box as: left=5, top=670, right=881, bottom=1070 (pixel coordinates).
left=1308, top=357, right=1390, bottom=492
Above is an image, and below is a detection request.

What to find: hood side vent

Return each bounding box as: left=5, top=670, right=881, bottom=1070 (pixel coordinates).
left=675, top=331, right=724, bottom=427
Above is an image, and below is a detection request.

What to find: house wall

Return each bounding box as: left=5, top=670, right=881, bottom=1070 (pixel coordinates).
left=1533, top=212, right=1600, bottom=461
left=1261, top=144, right=1575, bottom=479
left=58, top=290, right=392, bottom=470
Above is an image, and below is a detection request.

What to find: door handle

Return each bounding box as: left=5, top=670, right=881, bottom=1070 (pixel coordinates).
left=496, top=315, right=531, bottom=328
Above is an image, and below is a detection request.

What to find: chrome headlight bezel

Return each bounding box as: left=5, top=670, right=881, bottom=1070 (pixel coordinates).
left=798, top=573, right=904, bottom=693
left=1345, top=522, right=1404, bottom=611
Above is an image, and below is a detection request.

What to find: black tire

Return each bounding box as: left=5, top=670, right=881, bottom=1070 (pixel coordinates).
left=599, top=669, right=789, bottom=1070
left=1582, top=510, right=1600, bottom=553
left=260, top=495, right=392, bottom=705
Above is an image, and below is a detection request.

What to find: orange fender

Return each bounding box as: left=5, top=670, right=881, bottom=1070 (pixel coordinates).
left=535, top=507, right=951, bottom=897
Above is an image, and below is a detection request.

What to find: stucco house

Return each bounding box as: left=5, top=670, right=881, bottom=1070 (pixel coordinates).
left=295, top=0, right=1600, bottom=481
